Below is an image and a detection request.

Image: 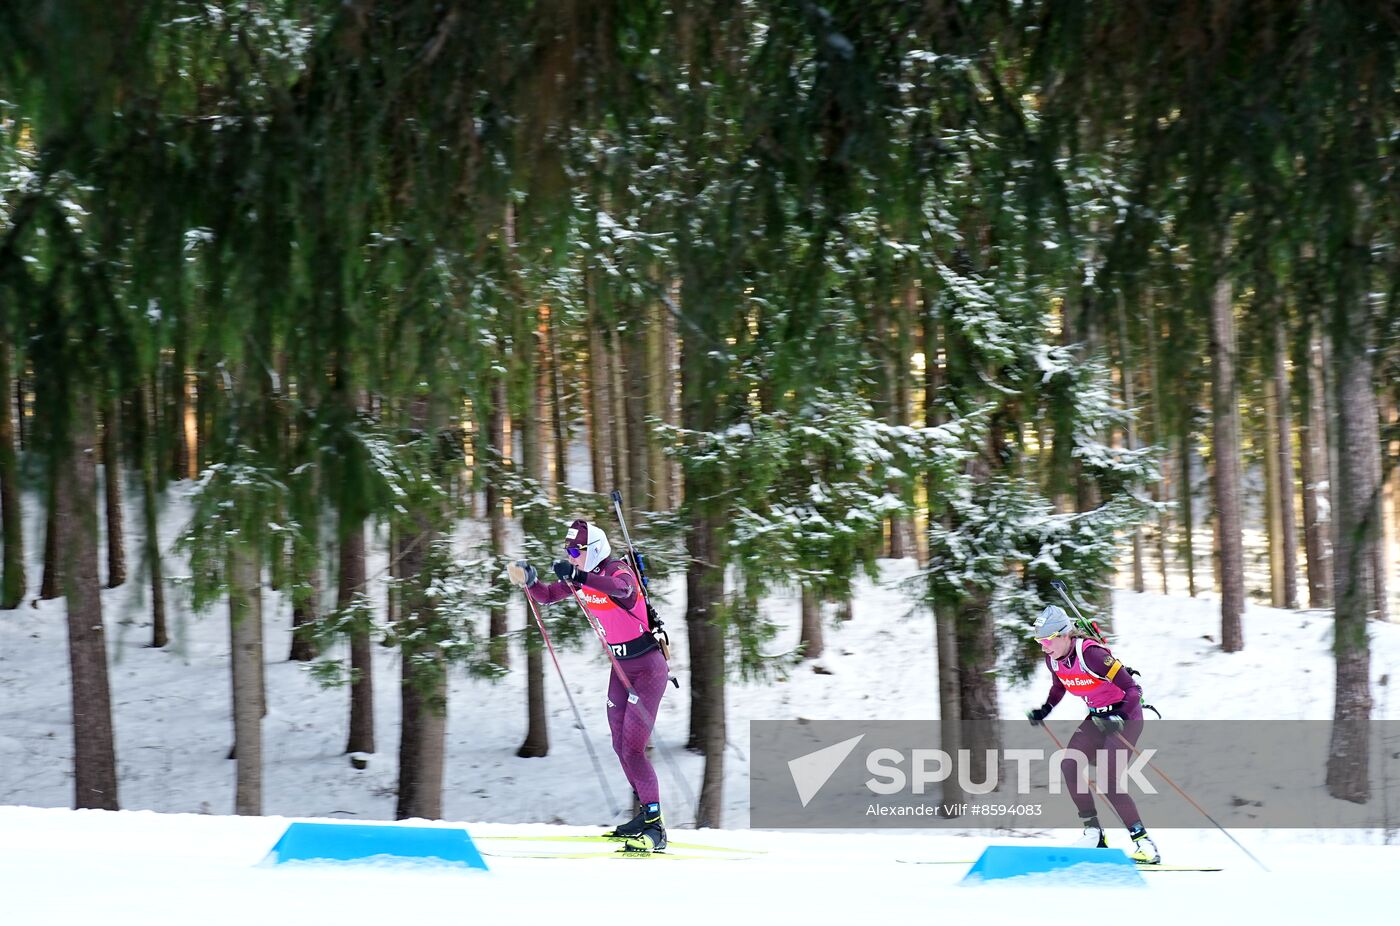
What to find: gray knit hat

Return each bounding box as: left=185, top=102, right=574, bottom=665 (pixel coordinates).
left=1030, top=604, right=1072, bottom=640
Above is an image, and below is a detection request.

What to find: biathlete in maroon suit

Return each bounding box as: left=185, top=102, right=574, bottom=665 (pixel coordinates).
left=506, top=519, right=669, bottom=851
left=1026, top=604, right=1160, bottom=865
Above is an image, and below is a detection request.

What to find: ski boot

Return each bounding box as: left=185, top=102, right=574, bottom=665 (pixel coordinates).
left=1128, top=825, right=1160, bottom=865
left=1072, top=813, right=1108, bottom=849
left=605, top=809, right=647, bottom=840
left=622, top=803, right=666, bottom=853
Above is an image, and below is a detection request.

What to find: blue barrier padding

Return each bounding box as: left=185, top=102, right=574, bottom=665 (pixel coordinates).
left=265, top=822, right=488, bottom=871
left=963, top=845, right=1142, bottom=884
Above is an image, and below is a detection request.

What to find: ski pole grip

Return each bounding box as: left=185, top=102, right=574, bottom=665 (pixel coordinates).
left=611, top=489, right=623, bottom=505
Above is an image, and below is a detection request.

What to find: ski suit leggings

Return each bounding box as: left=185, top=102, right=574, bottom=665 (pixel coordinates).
left=1062, top=698, right=1146, bottom=829
left=606, top=647, right=669, bottom=806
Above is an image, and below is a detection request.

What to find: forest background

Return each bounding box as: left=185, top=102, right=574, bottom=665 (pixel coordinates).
left=0, top=1, right=1396, bottom=828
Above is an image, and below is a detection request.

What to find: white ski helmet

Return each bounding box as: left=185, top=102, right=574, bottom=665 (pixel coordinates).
left=1030, top=604, right=1072, bottom=640
left=565, top=519, right=612, bottom=573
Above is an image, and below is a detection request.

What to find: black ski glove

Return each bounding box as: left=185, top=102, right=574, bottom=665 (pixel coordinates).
left=553, top=560, right=584, bottom=584
left=1026, top=704, right=1052, bottom=726
left=1090, top=709, right=1125, bottom=735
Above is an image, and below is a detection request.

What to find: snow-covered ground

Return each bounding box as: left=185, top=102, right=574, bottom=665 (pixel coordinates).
left=2, top=477, right=1398, bottom=923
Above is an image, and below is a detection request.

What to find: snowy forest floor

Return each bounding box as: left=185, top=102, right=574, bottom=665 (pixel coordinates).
left=2, top=478, right=1399, bottom=922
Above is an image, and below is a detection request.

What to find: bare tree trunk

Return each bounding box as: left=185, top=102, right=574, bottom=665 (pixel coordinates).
left=798, top=586, right=824, bottom=661
left=0, top=344, right=24, bottom=609
left=60, top=390, right=119, bottom=810
left=1143, top=293, right=1171, bottom=594
left=622, top=320, right=650, bottom=513
left=342, top=515, right=374, bottom=758
left=138, top=383, right=167, bottom=648
left=1299, top=327, right=1333, bottom=607
left=513, top=245, right=550, bottom=759
left=40, top=468, right=61, bottom=600
left=663, top=281, right=682, bottom=502
left=957, top=591, right=1001, bottom=787
left=689, top=506, right=726, bottom=826
left=1272, top=317, right=1299, bottom=609
left=608, top=329, right=630, bottom=506
left=546, top=307, right=569, bottom=495
left=487, top=370, right=509, bottom=669
left=195, top=355, right=212, bottom=473
left=396, top=597, right=447, bottom=819
left=1178, top=407, right=1197, bottom=597
left=13, top=370, right=25, bottom=449
left=1326, top=269, right=1380, bottom=802
left=101, top=398, right=126, bottom=588
left=647, top=293, right=671, bottom=511
left=1264, top=374, right=1285, bottom=606
left=1116, top=291, right=1144, bottom=592
left=587, top=291, right=611, bottom=495
left=396, top=404, right=447, bottom=820
left=288, top=525, right=320, bottom=662
left=887, top=285, right=917, bottom=558
left=171, top=325, right=190, bottom=480
left=228, top=538, right=262, bottom=815
left=1209, top=275, right=1245, bottom=651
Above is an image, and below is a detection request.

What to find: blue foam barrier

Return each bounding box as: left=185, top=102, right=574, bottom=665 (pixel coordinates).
left=264, top=821, right=488, bottom=871
left=963, top=845, right=1142, bottom=885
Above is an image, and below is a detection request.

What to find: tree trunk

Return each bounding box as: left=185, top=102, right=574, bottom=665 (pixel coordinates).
left=195, top=354, right=213, bottom=473
left=516, top=282, right=549, bottom=759
left=887, top=285, right=917, bottom=558
left=486, top=370, right=509, bottom=668
left=60, top=389, right=119, bottom=810
left=608, top=329, right=630, bottom=506
left=924, top=291, right=965, bottom=811
left=1115, top=291, right=1144, bottom=592
left=798, top=586, right=823, bottom=661
left=647, top=292, right=672, bottom=510
left=101, top=398, right=126, bottom=588
left=395, top=421, right=447, bottom=819
left=1143, top=293, right=1171, bottom=594
left=1272, top=316, right=1299, bottom=609
left=546, top=307, right=569, bottom=495
left=956, top=590, right=1001, bottom=788
left=171, top=323, right=190, bottom=480
left=1178, top=403, right=1197, bottom=597
left=228, top=537, right=262, bottom=815
left=13, top=370, right=25, bottom=449
left=1264, top=374, right=1284, bottom=605
left=623, top=320, right=650, bottom=513
left=1298, top=327, right=1333, bottom=608
left=662, top=280, right=682, bottom=502
left=688, top=505, right=726, bottom=826
left=1325, top=268, right=1380, bottom=802
left=680, top=287, right=729, bottom=824
left=288, top=520, right=320, bottom=662
left=1209, top=275, right=1245, bottom=651
left=342, top=515, right=374, bottom=757
left=288, top=379, right=321, bottom=663
left=0, top=344, right=24, bottom=609
left=587, top=290, right=611, bottom=495
left=138, top=383, right=167, bottom=648
left=40, top=468, right=61, bottom=600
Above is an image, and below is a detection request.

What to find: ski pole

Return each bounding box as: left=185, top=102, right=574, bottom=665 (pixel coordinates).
left=1032, top=721, right=1132, bottom=831
left=609, top=490, right=645, bottom=585
left=1111, top=730, right=1270, bottom=872
left=565, top=584, right=699, bottom=823
left=521, top=589, right=623, bottom=817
